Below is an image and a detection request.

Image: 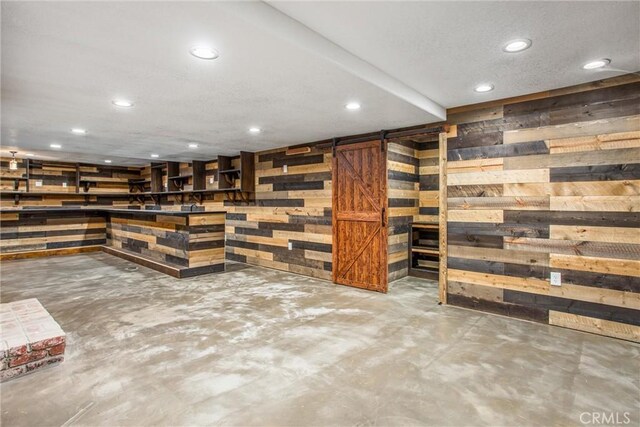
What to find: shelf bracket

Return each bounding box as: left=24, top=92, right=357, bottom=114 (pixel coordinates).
left=190, top=192, right=204, bottom=205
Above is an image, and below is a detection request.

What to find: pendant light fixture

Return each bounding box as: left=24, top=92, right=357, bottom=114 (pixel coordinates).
left=9, top=151, right=18, bottom=171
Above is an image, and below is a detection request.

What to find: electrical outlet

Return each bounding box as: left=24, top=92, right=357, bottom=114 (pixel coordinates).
left=209, top=177, right=214, bottom=184
left=550, top=272, right=562, bottom=286
left=35, top=180, right=43, bottom=187
left=287, top=241, right=292, bottom=250
left=283, top=165, right=288, bottom=174
left=62, top=182, right=67, bottom=188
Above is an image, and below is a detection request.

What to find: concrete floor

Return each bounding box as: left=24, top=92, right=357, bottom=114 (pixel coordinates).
left=0, top=253, right=638, bottom=426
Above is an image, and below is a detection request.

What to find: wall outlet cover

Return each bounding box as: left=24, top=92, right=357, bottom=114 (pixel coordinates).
left=209, top=177, right=214, bottom=184
left=35, top=180, right=43, bottom=187
left=62, top=182, right=67, bottom=188
left=287, top=241, right=292, bottom=250
left=550, top=272, right=562, bottom=286
left=283, top=165, right=288, bottom=174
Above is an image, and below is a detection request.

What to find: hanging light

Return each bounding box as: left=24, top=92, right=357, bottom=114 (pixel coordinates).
left=9, top=151, right=18, bottom=171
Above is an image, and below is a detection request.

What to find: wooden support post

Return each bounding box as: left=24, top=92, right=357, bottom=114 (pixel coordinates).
left=438, top=131, right=448, bottom=304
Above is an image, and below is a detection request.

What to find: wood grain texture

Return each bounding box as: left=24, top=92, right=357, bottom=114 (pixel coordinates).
left=333, top=140, right=387, bottom=292
left=444, top=75, right=640, bottom=340
left=549, top=311, right=640, bottom=343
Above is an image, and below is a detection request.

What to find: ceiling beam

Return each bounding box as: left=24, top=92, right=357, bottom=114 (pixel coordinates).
left=219, top=1, right=447, bottom=121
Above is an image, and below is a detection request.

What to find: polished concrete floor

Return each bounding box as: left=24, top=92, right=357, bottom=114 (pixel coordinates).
left=1, top=253, right=638, bottom=426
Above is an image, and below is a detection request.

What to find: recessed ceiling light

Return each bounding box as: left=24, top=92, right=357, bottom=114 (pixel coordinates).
left=26, top=153, right=35, bottom=157
left=190, top=46, right=219, bottom=60
left=249, top=127, right=261, bottom=134
left=50, top=143, right=62, bottom=149
left=345, top=102, right=361, bottom=110
left=112, top=99, right=134, bottom=108
left=474, top=84, right=494, bottom=93
left=503, top=38, right=532, bottom=53
left=71, top=128, right=87, bottom=135
left=583, top=58, right=611, bottom=70
left=150, top=154, right=159, bottom=158
left=104, top=160, right=112, bottom=163
left=188, top=143, right=199, bottom=149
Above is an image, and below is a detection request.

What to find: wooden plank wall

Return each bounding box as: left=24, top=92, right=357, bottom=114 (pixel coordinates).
left=444, top=75, right=640, bottom=341
left=417, top=136, right=440, bottom=223
left=0, top=210, right=107, bottom=254
left=0, top=160, right=144, bottom=208
left=224, top=143, right=333, bottom=280
left=107, top=212, right=225, bottom=277
left=387, top=140, right=419, bottom=281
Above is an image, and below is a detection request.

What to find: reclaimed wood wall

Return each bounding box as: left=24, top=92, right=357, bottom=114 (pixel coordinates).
left=107, top=211, right=225, bottom=277
left=224, top=144, right=333, bottom=280
left=387, top=140, right=419, bottom=281
left=0, top=210, right=107, bottom=255
left=444, top=75, right=640, bottom=341
left=0, top=160, right=143, bottom=207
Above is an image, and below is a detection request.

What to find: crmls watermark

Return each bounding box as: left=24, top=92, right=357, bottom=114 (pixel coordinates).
left=579, top=412, right=632, bottom=425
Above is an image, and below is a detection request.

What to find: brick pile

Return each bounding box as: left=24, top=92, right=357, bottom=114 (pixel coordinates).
left=1, top=298, right=65, bottom=382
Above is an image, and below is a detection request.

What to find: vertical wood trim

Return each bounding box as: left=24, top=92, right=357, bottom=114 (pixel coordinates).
left=331, top=149, right=338, bottom=284
left=381, top=137, right=389, bottom=291
left=438, top=131, right=448, bottom=304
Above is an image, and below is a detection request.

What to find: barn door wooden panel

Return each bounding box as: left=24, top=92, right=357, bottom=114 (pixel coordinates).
left=332, top=140, right=388, bottom=292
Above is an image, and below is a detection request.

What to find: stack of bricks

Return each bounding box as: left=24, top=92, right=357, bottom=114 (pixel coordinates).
left=1, top=298, right=66, bottom=382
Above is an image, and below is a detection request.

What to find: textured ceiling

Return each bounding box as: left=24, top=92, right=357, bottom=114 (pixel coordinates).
left=1, top=1, right=638, bottom=166
left=270, top=0, right=640, bottom=108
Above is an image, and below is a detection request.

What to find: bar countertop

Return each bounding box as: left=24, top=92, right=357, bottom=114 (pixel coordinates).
left=0, top=208, right=226, bottom=216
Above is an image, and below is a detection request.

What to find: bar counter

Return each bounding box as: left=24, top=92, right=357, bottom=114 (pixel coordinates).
left=0, top=208, right=226, bottom=277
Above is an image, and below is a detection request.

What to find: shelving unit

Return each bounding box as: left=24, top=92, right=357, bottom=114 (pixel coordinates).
left=217, top=151, right=255, bottom=202
left=0, top=152, right=256, bottom=206
left=408, top=222, right=440, bottom=280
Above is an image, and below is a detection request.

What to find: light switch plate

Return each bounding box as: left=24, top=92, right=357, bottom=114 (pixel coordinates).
left=62, top=182, right=67, bottom=188
left=283, top=165, right=288, bottom=174
left=35, top=180, right=43, bottom=187
left=287, top=242, right=292, bottom=250
left=550, top=272, right=562, bottom=286
left=209, top=177, right=214, bottom=184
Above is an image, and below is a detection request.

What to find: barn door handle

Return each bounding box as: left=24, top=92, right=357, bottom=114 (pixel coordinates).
left=381, top=207, right=386, bottom=226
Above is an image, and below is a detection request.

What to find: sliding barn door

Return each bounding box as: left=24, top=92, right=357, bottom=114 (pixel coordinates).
left=332, top=140, right=388, bottom=292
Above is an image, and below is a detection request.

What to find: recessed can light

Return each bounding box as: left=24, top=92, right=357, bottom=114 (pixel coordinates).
left=71, top=128, right=87, bottom=135
left=190, top=46, right=219, bottom=60
left=104, top=160, right=112, bottom=163
left=345, top=102, right=361, bottom=110
left=188, top=143, right=199, bottom=149
left=249, top=127, right=261, bottom=134
left=50, top=143, right=62, bottom=149
left=474, top=84, right=494, bottom=93
left=583, top=59, right=611, bottom=70
left=112, top=99, right=134, bottom=108
left=150, top=154, right=159, bottom=158
left=503, top=38, right=532, bottom=53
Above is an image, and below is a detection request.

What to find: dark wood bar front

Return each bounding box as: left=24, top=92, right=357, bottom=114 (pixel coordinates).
left=0, top=209, right=226, bottom=277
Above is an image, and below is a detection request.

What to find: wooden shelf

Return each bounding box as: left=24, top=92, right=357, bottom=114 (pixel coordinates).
left=409, top=222, right=440, bottom=279
left=412, top=223, right=438, bottom=229
left=412, top=247, right=439, bottom=255
left=0, top=176, right=28, bottom=180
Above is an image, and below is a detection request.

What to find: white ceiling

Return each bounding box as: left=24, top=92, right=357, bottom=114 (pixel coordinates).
left=270, top=0, right=640, bottom=108
left=2, top=1, right=638, bottom=166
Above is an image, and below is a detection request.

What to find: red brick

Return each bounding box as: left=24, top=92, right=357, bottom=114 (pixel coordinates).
left=9, top=350, right=47, bottom=367
left=8, top=345, right=28, bottom=357
left=0, top=365, right=26, bottom=382
left=30, top=336, right=65, bottom=351
left=48, top=343, right=66, bottom=356
left=25, top=356, right=63, bottom=372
